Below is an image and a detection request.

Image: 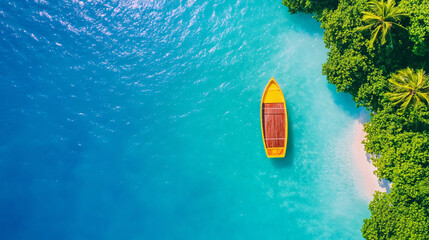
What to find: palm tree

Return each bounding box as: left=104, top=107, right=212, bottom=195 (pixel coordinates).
left=386, top=68, right=429, bottom=113
left=358, top=0, right=408, bottom=48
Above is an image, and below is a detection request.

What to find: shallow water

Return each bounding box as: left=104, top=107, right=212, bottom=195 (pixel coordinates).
left=0, top=0, right=369, bottom=239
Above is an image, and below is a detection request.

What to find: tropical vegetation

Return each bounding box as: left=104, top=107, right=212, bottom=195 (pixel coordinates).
left=357, top=0, right=408, bottom=48
left=386, top=68, right=429, bottom=113
left=282, top=0, right=429, bottom=239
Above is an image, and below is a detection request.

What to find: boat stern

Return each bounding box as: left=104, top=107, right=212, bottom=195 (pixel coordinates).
left=266, top=147, right=286, bottom=158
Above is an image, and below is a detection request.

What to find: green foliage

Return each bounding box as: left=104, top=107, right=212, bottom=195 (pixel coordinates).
left=282, top=0, right=338, bottom=14
left=362, top=191, right=429, bottom=240
left=319, top=0, right=367, bottom=51
left=364, top=106, right=429, bottom=176
left=358, top=0, right=408, bottom=48
left=400, top=0, right=429, bottom=56
left=386, top=68, right=429, bottom=113
left=323, top=48, right=369, bottom=95
left=362, top=106, right=429, bottom=239
left=319, top=0, right=393, bottom=110
left=282, top=0, right=429, bottom=239
left=355, top=69, right=390, bottom=110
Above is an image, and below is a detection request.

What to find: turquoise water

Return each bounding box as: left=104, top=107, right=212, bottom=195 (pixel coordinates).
left=0, top=0, right=370, bottom=239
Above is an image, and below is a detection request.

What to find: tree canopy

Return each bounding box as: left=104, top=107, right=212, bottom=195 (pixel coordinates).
left=282, top=0, right=429, bottom=239
left=386, top=68, right=429, bottom=113
left=358, top=0, right=408, bottom=48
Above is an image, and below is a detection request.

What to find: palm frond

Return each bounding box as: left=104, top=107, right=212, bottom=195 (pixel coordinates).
left=381, top=22, right=392, bottom=44
left=357, top=24, right=376, bottom=31
left=400, top=93, right=413, bottom=110
left=416, top=92, right=429, bottom=105
left=362, top=12, right=383, bottom=22
left=386, top=92, right=408, bottom=105
left=416, top=69, right=425, bottom=87
left=369, top=25, right=382, bottom=47
left=387, top=68, right=429, bottom=113
left=359, top=0, right=407, bottom=47
left=391, top=22, right=407, bottom=30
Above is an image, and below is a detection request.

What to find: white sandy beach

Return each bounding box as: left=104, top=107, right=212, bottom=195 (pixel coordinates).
left=352, top=120, right=390, bottom=200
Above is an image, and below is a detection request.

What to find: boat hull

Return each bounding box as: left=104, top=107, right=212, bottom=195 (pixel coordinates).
left=260, top=78, right=287, bottom=158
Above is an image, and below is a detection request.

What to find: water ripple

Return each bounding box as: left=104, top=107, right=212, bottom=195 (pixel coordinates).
left=0, top=0, right=367, bottom=239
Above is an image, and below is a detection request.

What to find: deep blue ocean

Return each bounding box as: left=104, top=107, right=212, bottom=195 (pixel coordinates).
left=1, top=0, right=370, bottom=239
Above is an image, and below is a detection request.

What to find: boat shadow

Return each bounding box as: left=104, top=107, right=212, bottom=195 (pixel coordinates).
left=270, top=114, right=294, bottom=169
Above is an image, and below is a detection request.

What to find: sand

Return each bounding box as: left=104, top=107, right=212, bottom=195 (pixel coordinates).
left=351, top=120, right=390, bottom=200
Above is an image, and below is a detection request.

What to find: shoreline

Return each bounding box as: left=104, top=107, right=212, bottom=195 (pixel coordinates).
left=351, top=120, right=390, bottom=200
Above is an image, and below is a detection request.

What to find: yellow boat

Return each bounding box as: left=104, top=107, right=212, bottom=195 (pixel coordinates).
left=260, top=78, right=288, bottom=158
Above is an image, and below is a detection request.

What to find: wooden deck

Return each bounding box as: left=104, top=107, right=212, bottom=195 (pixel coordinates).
left=262, top=103, right=285, bottom=148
